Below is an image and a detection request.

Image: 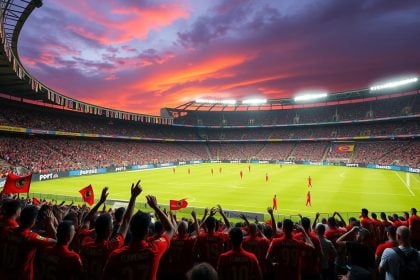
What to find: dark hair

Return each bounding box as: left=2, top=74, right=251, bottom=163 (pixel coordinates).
left=327, top=217, right=337, bottom=227
left=301, top=217, right=310, bottom=230
left=20, top=205, right=39, bottom=228
left=95, top=213, right=112, bottom=237
left=229, top=227, right=243, bottom=247
left=411, top=208, right=417, bottom=215
left=130, top=211, right=151, bottom=240
left=205, top=216, right=216, bottom=231
left=57, top=221, right=74, bottom=244
left=114, top=207, right=125, bottom=223
left=2, top=199, right=21, bottom=217
left=380, top=212, right=387, bottom=220
left=282, top=219, right=293, bottom=234
left=371, top=212, right=377, bottom=219
left=187, top=262, right=217, bottom=280
left=361, top=208, right=369, bottom=216
left=316, top=223, right=326, bottom=235
left=153, top=221, right=163, bottom=235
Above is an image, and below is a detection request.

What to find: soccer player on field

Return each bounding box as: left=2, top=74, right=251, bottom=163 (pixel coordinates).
left=267, top=219, right=315, bottom=280
left=0, top=205, right=56, bottom=280
left=248, top=165, right=251, bottom=172
left=307, top=176, right=312, bottom=188
left=81, top=182, right=141, bottom=280
left=272, top=195, right=278, bottom=211
left=188, top=168, right=190, bottom=174
left=240, top=170, right=243, bottom=179
left=219, top=166, right=222, bottom=174
left=211, top=168, right=214, bottom=176
left=173, top=167, right=175, bottom=174
left=306, top=191, right=311, bottom=206
left=103, top=195, right=175, bottom=280
left=217, top=227, right=262, bottom=280
left=265, top=173, right=269, bottom=182
left=36, top=221, right=83, bottom=280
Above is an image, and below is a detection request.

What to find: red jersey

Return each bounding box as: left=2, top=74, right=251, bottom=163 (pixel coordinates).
left=325, top=227, right=347, bottom=244
left=80, top=234, right=124, bottom=280
left=375, top=240, right=398, bottom=258
left=158, top=235, right=196, bottom=279
left=103, top=234, right=170, bottom=280
left=217, top=248, right=262, bottom=280
left=242, top=235, right=270, bottom=275
left=36, top=244, right=83, bottom=280
left=196, top=231, right=229, bottom=268
left=360, top=216, right=377, bottom=247
left=267, top=235, right=312, bottom=280
left=0, top=216, right=19, bottom=233
left=409, top=214, right=420, bottom=241
left=294, top=231, right=322, bottom=275
left=0, top=227, right=51, bottom=280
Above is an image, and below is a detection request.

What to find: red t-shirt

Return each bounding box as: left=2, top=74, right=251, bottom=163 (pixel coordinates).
left=0, top=217, right=19, bottom=233
left=375, top=241, right=398, bottom=258
left=267, top=235, right=311, bottom=280
left=408, top=215, right=420, bottom=241
left=36, top=244, right=83, bottom=280
left=325, top=227, right=346, bottom=244
left=242, top=235, right=270, bottom=274
left=0, top=227, right=51, bottom=280
left=158, top=235, right=196, bottom=278
left=103, top=234, right=170, bottom=280
left=196, top=231, right=229, bottom=268
left=294, top=231, right=322, bottom=275
left=80, top=234, right=124, bottom=279
left=217, top=248, right=262, bottom=280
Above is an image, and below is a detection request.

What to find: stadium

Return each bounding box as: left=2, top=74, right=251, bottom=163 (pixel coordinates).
left=0, top=1, right=419, bottom=280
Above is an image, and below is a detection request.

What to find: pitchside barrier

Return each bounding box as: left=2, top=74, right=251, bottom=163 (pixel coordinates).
left=28, top=192, right=409, bottom=224
left=31, top=160, right=420, bottom=182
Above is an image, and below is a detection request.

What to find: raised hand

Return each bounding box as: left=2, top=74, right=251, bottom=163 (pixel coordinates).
left=267, top=207, right=273, bottom=215
left=99, top=187, right=109, bottom=204
left=217, top=204, right=224, bottom=214
left=131, top=180, right=142, bottom=198
left=191, top=210, right=197, bottom=219
left=210, top=207, right=217, bottom=216
left=146, top=195, right=158, bottom=210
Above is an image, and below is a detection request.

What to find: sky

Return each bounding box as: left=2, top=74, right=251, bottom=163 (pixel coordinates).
left=18, top=0, right=420, bottom=115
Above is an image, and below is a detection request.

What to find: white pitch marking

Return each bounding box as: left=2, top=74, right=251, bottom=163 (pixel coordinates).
left=394, top=171, right=415, bottom=196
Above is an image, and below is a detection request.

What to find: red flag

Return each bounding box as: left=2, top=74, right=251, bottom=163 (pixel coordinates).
left=170, top=199, right=188, bottom=211
left=3, top=172, right=32, bottom=194
left=79, top=185, right=94, bottom=206
left=32, top=197, right=40, bottom=205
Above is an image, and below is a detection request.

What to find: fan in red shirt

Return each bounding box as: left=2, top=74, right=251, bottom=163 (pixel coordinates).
left=266, top=219, right=315, bottom=280
left=0, top=205, right=56, bottom=280
left=360, top=208, right=377, bottom=248
left=103, top=194, right=175, bottom=280
left=158, top=213, right=198, bottom=280
left=375, top=226, right=397, bottom=266
left=195, top=205, right=230, bottom=268
left=36, top=221, right=83, bottom=280
left=371, top=212, right=385, bottom=244
left=0, top=199, right=21, bottom=232
left=294, top=216, right=322, bottom=280
left=242, top=222, right=270, bottom=278
left=409, top=207, right=420, bottom=249
left=217, top=227, right=262, bottom=280
left=81, top=181, right=142, bottom=280
left=325, top=215, right=347, bottom=244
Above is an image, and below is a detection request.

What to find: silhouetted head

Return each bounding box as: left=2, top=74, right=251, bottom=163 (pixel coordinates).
left=206, top=216, right=216, bottom=232
left=57, top=221, right=75, bottom=245
left=1, top=199, right=21, bottom=218
left=229, top=227, right=243, bottom=248
left=187, top=262, right=217, bottom=280
left=114, top=207, right=125, bottom=223
left=316, top=223, right=326, bottom=236
left=19, top=205, right=39, bottom=228
left=301, top=217, right=310, bottom=231
left=95, top=213, right=113, bottom=240
left=361, top=208, right=369, bottom=217
left=282, top=219, right=294, bottom=234
left=130, top=211, right=151, bottom=241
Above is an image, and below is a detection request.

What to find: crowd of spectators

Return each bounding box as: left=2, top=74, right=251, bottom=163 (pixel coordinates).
left=174, top=94, right=419, bottom=126
left=0, top=187, right=419, bottom=280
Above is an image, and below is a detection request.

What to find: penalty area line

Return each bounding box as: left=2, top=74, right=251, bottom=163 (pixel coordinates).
left=394, top=171, right=415, bottom=196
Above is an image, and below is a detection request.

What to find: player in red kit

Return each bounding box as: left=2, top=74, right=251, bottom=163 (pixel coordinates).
left=306, top=191, right=311, bottom=206
left=308, top=176, right=312, bottom=188
left=240, top=170, right=243, bottom=179
left=217, top=227, right=262, bottom=280
left=36, top=221, right=83, bottom=280
left=272, top=195, right=278, bottom=211
left=103, top=195, right=175, bottom=280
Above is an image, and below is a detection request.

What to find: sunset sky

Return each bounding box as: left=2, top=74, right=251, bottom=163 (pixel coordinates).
left=18, top=0, right=420, bottom=114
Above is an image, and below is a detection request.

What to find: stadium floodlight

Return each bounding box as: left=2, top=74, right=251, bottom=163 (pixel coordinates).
left=220, top=99, right=237, bottom=105
left=294, top=93, right=328, bottom=102
left=370, top=77, right=418, bottom=91
left=195, top=99, right=218, bottom=104
left=242, top=98, right=267, bottom=105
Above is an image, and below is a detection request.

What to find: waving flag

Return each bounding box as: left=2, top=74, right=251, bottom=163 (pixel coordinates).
left=170, top=199, right=188, bottom=211
left=79, top=185, right=94, bottom=205
left=335, top=144, right=355, bottom=152
left=3, top=172, right=32, bottom=194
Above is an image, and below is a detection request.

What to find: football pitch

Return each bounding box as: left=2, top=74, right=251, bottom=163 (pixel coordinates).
left=30, top=164, right=420, bottom=219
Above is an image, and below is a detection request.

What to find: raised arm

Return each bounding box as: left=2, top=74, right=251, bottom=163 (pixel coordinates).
left=118, top=180, right=142, bottom=238
left=83, top=187, right=109, bottom=223
left=217, top=204, right=230, bottom=230
left=334, top=211, right=346, bottom=227
left=295, top=224, right=314, bottom=249
left=146, top=195, right=175, bottom=239
left=239, top=213, right=250, bottom=227
left=267, top=207, right=276, bottom=234
left=191, top=210, right=199, bottom=235
left=312, top=212, right=320, bottom=230
left=336, top=226, right=358, bottom=246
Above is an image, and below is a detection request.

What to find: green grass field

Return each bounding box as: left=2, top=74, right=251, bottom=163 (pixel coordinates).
left=29, top=164, right=420, bottom=220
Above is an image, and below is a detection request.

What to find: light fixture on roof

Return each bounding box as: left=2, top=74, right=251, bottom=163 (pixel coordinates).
left=294, top=92, right=328, bottom=102
left=370, top=77, right=418, bottom=91
left=195, top=99, right=237, bottom=105
left=242, top=98, right=267, bottom=105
